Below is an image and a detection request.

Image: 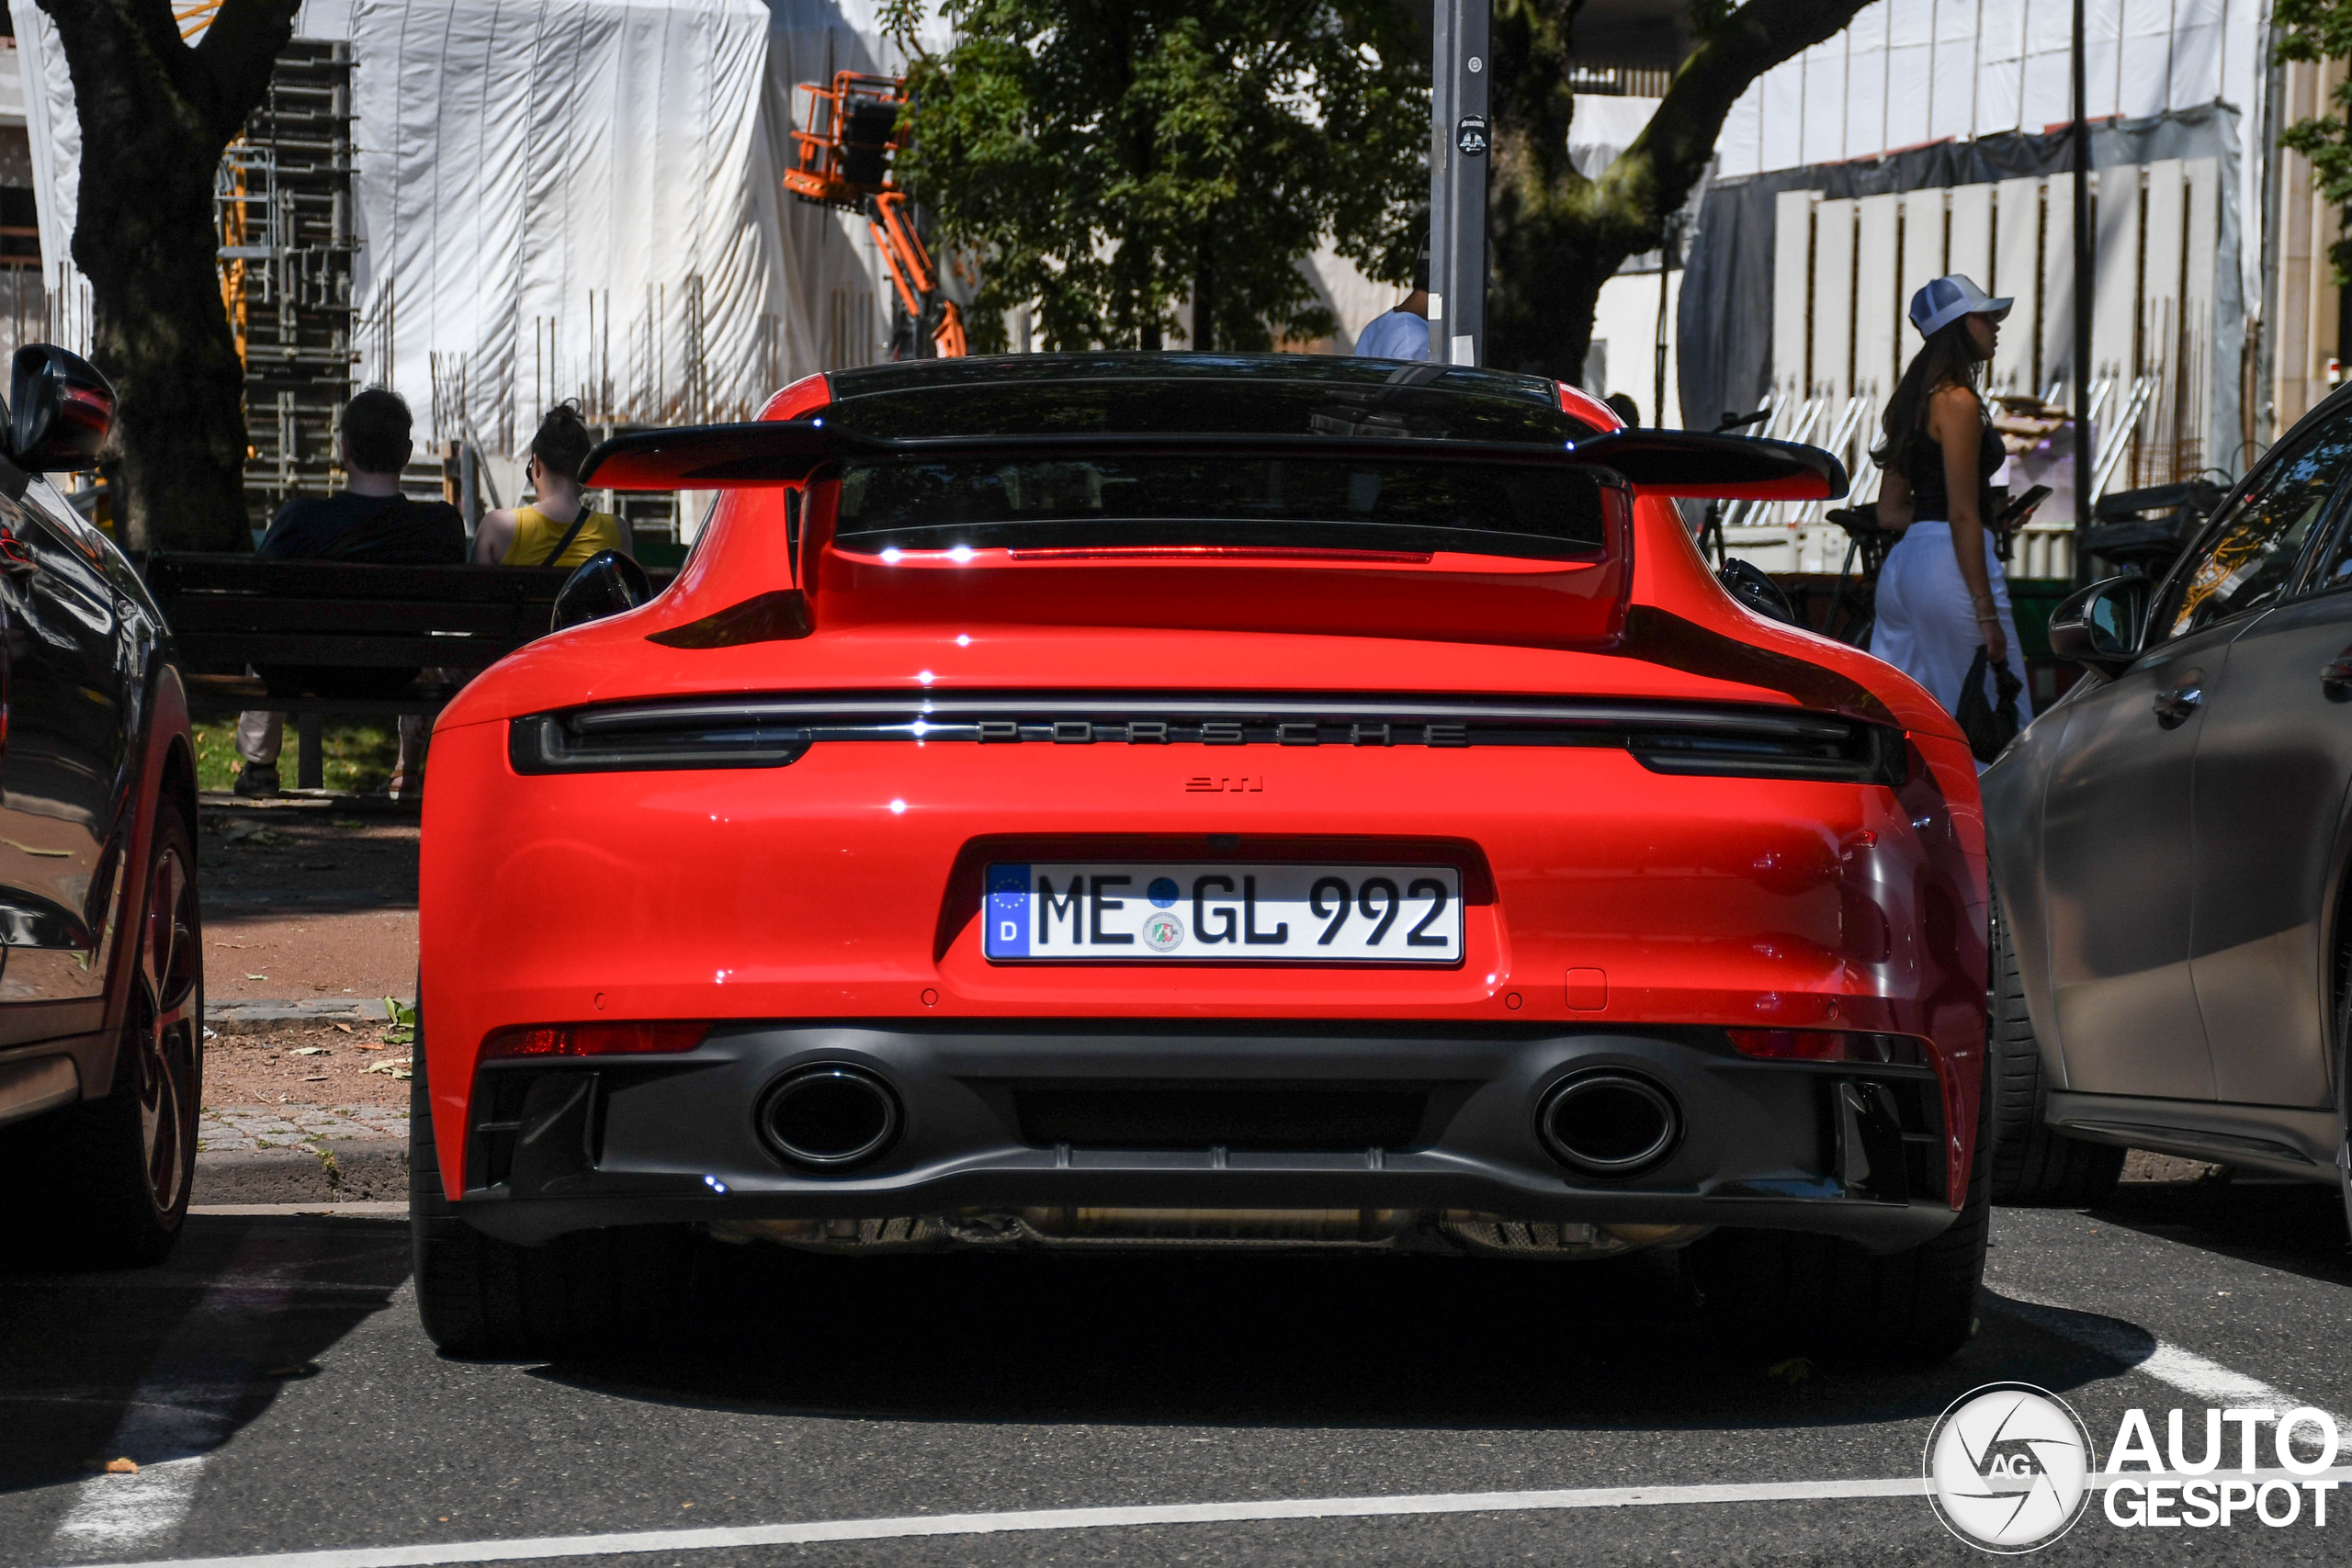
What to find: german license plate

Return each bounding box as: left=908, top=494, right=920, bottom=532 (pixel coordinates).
left=984, top=863, right=1463, bottom=963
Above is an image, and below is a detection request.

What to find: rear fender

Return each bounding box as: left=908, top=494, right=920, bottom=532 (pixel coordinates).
left=1979, top=690, right=2078, bottom=1089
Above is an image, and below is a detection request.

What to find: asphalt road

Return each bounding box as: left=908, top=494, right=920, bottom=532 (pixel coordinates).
left=4, top=1174, right=2349, bottom=1566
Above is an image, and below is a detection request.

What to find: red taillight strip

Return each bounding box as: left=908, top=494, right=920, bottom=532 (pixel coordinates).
left=1726, top=1029, right=1926, bottom=1066
left=482, top=1021, right=709, bottom=1060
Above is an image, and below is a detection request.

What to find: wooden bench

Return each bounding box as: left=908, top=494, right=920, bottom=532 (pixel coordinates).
left=141, top=553, right=674, bottom=790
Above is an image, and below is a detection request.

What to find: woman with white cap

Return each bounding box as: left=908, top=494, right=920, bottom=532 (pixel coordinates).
left=1868, top=275, right=2030, bottom=746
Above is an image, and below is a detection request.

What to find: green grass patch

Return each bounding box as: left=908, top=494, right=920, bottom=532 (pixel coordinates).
left=193, top=718, right=401, bottom=795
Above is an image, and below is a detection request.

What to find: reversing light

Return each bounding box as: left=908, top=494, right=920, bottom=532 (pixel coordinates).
left=1727, top=1029, right=1924, bottom=1066
left=482, top=1021, right=709, bottom=1059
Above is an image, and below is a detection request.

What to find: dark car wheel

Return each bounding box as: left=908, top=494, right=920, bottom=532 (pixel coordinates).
left=0, top=795, right=203, bottom=1268
left=1685, top=1037, right=1993, bottom=1368
left=410, top=1008, right=690, bottom=1358
left=1986, top=886, right=2123, bottom=1207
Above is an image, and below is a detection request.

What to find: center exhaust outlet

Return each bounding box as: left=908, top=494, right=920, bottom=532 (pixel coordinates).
left=1538, top=1070, right=1680, bottom=1177
left=759, top=1065, right=902, bottom=1169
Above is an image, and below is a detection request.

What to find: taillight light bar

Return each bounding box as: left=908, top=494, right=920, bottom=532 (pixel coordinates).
left=482, top=1021, right=709, bottom=1060
left=1727, top=1029, right=1925, bottom=1066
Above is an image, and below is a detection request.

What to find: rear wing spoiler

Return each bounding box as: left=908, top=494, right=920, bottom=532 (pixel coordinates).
left=580, top=423, right=1846, bottom=503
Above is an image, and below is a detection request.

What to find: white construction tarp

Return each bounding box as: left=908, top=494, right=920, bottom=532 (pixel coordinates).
left=1713, top=0, right=2267, bottom=302
left=6, top=0, right=947, bottom=455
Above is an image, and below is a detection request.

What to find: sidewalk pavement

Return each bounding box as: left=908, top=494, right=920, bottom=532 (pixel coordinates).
left=195, top=1105, right=408, bottom=1203
left=195, top=797, right=422, bottom=1206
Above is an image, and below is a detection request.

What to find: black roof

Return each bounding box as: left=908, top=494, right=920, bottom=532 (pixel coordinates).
left=823, top=353, right=1601, bottom=445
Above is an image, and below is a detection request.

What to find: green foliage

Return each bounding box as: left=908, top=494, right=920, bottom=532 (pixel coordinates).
left=192, top=718, right=400, bottom=795
left=893, top=0, right=1427, bottom=352
left=2277, top=0, right=2352, bottom=284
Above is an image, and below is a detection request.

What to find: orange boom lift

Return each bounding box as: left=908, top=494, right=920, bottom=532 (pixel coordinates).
left=786, top=72, right=967, bottom=359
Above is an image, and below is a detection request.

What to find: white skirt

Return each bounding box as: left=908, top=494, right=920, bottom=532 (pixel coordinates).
left=1868, top=521, right=2031, bottom=725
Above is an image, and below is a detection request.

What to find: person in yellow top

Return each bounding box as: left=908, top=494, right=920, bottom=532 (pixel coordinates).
left=472, top=401, right=632, bottom=568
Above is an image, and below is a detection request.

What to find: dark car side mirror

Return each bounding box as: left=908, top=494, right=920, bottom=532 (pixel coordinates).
left=551, top=550, right=652, bottom=633
left=9, top=344, right=114, bottom=472
left=1716, top=558, right=1798, bottom=625
left=2047, top=573, right=2150, bottom=678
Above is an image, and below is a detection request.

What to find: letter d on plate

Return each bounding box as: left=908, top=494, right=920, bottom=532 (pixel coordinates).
left=985, top=863, right=1031, bottom=957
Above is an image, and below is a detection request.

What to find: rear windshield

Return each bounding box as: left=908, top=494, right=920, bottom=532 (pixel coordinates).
left=826, top=376, right=1601, bottom=446
left=833, top=454, right=1610, bottom=559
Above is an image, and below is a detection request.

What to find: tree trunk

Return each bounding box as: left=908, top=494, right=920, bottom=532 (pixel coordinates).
left=37, top=0, right=297, bottom=550
left=1487, top=0, right=1875, bottom=388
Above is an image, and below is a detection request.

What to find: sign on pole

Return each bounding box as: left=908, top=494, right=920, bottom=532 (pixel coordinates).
left=1429, top=0, right=1489, bottom=367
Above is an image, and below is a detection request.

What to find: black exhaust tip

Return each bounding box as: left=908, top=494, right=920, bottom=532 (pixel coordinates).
left=1538, top=1070, right=1680, bottom=1178
left=759, top=1065, right=901, bottom=1169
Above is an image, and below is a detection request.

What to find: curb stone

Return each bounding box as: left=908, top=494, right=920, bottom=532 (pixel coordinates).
left=192, top=1201, right=409, bottom=1216
left=195, top=1138, right=408, bottom=1203
left=206, top=997, right=409, bottom=1035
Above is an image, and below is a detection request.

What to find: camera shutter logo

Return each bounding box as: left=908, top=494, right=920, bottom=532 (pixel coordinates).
left=1925, top=1383, right=2094, bottom=1552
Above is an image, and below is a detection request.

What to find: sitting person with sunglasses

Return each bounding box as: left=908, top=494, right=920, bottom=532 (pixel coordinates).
left=471, top=401, right=633, bottom=570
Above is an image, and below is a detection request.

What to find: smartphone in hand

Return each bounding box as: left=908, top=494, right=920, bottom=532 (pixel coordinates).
left=1996, top=483, right=2053, bottom=529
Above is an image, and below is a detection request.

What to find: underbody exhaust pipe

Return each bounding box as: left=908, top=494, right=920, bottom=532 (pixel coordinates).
left=758, top=1065, right=901, bottom=1169
left=1538, top=1070, right=1680, bottom=1178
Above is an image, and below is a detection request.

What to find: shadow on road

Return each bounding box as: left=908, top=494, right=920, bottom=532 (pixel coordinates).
left=2083, top=1174, right=2352, bottom=1289
left=540, top=1241, right=2133, bottom=1437
left=0, top=1215, right=410, bottom=1492
left=6, top=1197, right=2301, bottom=1494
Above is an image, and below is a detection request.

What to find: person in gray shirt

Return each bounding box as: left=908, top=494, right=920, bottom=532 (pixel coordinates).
left=1353, top=254, right=1431, bottom=362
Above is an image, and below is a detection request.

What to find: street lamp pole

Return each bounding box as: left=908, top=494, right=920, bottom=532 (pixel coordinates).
left=1430, top=0, right=1490, bottom=367
left=2072, top=0, right=2093, bottom=556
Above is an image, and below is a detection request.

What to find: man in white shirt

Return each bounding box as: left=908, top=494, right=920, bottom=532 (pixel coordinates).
left=1353, top=255, right=1431, bottom=361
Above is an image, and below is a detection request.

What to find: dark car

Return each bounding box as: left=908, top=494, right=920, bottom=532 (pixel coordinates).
left=1984, top=380, right=2352, bottom=1217
left=0, top=346, right=204, bottom=1265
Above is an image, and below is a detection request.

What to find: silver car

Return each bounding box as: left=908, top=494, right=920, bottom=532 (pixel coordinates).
left=1984, top=384, right=2352, bottom=1218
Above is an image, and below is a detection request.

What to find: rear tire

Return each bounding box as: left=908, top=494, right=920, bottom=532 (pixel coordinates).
left=409, top=1010, right=688, bottom=1358
left=0, top=794, right=203, bottom=1269
left=1986, top=886, right=2123, bottom=1206
left=1687, top=1037, right=1992, bottom=1368
left=2333, top=939, right=2352, bottom=1240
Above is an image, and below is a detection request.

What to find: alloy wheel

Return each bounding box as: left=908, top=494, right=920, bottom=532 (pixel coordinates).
left=132, top=837, right=200, bottom=1215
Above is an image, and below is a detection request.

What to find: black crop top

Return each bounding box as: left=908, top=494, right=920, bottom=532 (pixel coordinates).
left=1901, top=392, right=2003, bottom=522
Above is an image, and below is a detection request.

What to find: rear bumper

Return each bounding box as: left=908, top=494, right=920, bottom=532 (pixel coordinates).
left=450, top=1022, right=1960, bottom=1250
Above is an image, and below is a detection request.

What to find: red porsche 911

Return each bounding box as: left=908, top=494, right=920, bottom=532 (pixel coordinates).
left=413, top=355, right=1991, bottom=1364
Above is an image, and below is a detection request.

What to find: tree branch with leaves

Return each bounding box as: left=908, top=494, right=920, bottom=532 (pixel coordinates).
left=889, top=0, right=1426, bottom=353
left=2276, top=0, right=2352, bottom=285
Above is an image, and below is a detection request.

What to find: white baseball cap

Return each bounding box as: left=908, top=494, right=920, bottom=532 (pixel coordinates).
left=1908, top=274, right=2012, bottom=338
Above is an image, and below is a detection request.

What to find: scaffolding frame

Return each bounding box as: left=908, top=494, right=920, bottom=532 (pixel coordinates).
left=215, top=38, right=358, bottom=529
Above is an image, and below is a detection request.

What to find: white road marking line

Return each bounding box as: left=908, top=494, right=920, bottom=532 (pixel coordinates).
left=51, top=1461, right=209, bottom=1552
left=54, top=1469, right=2352, bottom=1568
left=45, top=1258, right=291, bottom=1562
left=1995, top=1293, right=2351, bottom=1426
